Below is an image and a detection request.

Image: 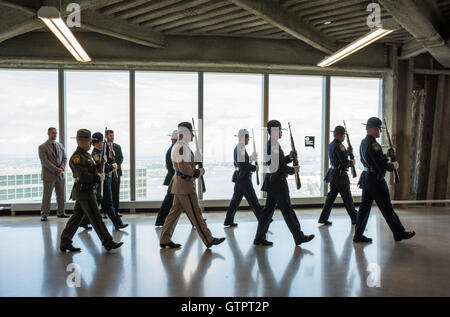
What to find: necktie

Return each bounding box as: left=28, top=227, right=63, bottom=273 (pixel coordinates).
left=52, top=142, right=57, bottom=157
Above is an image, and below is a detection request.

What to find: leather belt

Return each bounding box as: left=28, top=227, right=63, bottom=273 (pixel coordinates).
left=176, top=171, right=193, bottom=179
left=364, top=167, right=377, bottom=172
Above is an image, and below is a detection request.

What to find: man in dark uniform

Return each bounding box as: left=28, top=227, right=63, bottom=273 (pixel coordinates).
left=318, top=125, right=357, bottom=226
left=155, top=130, right=195, bottom=228
left=92, top=132, right=128, bottom=230
left=253, top=120, right=315, bottom=246
left=353, top=117, right=415, bottom=243
left=224, top=129, right=262, bottom=227
left=60, top=129, right=123, bottom=252
left=105, top=130, right=123, bottom=215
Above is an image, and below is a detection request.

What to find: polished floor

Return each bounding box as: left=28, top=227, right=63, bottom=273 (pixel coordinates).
left=0, top=207, right=449, bottom=297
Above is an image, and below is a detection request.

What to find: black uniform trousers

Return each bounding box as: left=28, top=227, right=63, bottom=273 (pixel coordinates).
left=102, top=177, right=123, bottom=227
left=61, top=195, right=113, bottom=247
left=111, top=176, right=120, bottom=212
left=355, top=177, right=405, bottom=239
left=319, top=181, right=357, bottom=223
left=255, top=182, right=306, bottom=244
left=155, top=191, right=174, bottom=226
left=79, top=177, right=123, bottom=228
left=225, top=179, right=262, bottom=225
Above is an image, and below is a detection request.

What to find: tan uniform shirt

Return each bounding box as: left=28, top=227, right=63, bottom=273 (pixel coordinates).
left=168, top=140, right=200, bottom=195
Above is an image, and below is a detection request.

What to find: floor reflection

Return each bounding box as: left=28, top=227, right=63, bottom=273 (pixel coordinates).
left=0, top=208, right=449, bottom=296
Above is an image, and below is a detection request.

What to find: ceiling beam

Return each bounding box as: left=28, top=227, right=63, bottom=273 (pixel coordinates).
left=0, top=33, right=390, bottom=75
left=227, top=0, right=336, bottom=54
left=0, top=0, right=124, bottom=44
left=0, top=7, right=41, bottom=43
left=0, top=0, right=165, bottom=48
left=400, top=39, right=428, bottom=59
left=379, top=0, right=450, bottom=67
left=81, top=10, right=165, bottom=48
left=0, top=0, right=36, bottom=14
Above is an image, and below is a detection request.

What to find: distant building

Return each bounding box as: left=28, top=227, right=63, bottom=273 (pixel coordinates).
left=0, top=167, right=147, bottom=202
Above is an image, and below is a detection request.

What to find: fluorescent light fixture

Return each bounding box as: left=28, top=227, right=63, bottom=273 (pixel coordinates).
left=317, top=27, right=394, bottom=67
left=38, top=6, right=91, bottom=62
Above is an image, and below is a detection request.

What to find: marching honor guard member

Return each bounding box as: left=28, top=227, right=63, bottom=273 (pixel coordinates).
left=224, top=129, right=263, bottom=227
left=353, top=117, right=415, bottom=243
left=318, top=125, right=357, bottom=226
left=155, top=130, right=195, bottom=228
left=60, top=129, right=123, bottom=252
left=159, top=122, right=225, bottom=249
left=92, top=132, right=128, bottom=230
left=253, top=120, right=314, bottom=246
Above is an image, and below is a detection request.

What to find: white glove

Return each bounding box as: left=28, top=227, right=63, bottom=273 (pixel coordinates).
left=250, top=152, right=258, bottom=162
left=112, top=163, right=118, bottom=170
left=98, top=173, right=105, bottom=183
left=392, top=162, right=399, bottom=170
left=199, top=168, right=205, bottom=176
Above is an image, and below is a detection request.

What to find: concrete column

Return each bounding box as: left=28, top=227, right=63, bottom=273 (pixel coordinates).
left=395, top=59, right=414, bottom=200
left=58, top=68, right=66, bottom=147
left=381, top=46, right=399, bottom=198
left=321, top=76, right=330, bottom=197
left=197, top=72, right=204, bottom=202
left=129, top=70, right=136, bottom=213
left=262, top=74, right=269, bottom=199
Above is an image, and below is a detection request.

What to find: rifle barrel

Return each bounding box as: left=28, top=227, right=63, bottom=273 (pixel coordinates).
left=288, top=122, right=301, bottom=190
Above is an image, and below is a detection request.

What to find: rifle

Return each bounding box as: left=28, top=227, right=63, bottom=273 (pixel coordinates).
left=343, top=120, right=357, bottom=178
left=382, top=118, right=400, bottom=184
left=251, top=128, right=260, bottom=186
left=97, top=127, right=108, bottom=200
left=288, top=122, right=301, bottom=190
left=191, top=118, right=206, bottom=193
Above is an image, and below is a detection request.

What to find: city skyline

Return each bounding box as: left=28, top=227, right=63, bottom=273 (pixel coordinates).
left=1, top=70, right=379, bottom=203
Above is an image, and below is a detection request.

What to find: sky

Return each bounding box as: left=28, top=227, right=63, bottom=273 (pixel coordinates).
left=0, top=69, right=380, bottom=164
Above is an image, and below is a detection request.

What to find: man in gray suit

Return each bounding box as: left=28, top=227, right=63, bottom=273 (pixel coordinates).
left=38, top=127, right=68, bottom=221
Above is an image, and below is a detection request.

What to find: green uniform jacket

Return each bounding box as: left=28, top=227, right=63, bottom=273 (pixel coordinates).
left=69, top=147, right=100, bottom=200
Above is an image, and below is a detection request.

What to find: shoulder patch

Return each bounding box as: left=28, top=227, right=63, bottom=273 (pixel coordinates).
left=179, top=146, right=184, bottom=155
left=372, top=142, right=381, bottom=151
left=339, top=144, right=346, bottom=152
left=93, top=153, right=100, bottom=161
left=72, top=154, right=81, bottom=164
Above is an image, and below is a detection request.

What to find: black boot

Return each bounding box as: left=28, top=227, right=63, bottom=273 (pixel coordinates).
left=253, top=239, right=273, bottom=246
left=395, top=231, right=415, bottom=242
left=206, top=237, right=226, bottom=248
left=353, top=235, right=373, bottom=243
left=104, top=241, right=123, bottom=251
left=318, top=220, right=332, bottom=226
left=60, top=245, right=81, bottom=253
left=296, top=234, right=315, bottom=245
left=115, top=223, right=129, bottom=230
left=160, top=241, right=182, bottom=249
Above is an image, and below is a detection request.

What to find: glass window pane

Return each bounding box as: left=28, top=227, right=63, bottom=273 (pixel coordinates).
left=16, top=175, right=23, bottom=185
left=136, top=72, right=197, bottom=201
left=330, top=77, right=381, bottom=196
left=66, top=71, right=130, bottom=201
left=269, top=75, right=323, bottom=198
left=203, top=73, right=262, bottom=200
left=0, top=70, right=58, bottom=202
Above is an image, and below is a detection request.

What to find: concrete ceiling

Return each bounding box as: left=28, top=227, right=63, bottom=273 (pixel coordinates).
left=0, top=0, right=449, bottom=68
